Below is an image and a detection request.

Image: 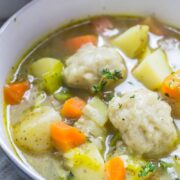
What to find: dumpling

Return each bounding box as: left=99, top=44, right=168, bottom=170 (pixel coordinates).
left=108, top=89, right=178, bottom=158
left=63, top=44, right=127, bottom=91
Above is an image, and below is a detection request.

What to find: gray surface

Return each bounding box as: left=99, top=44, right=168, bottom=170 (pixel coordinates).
left=0, top=148, right=27, bottom=180
left=0, top=22, right=28, bottom=179
left=0, top=0, right=30, bottom=18
left=0, top=1, right=31, bottom=178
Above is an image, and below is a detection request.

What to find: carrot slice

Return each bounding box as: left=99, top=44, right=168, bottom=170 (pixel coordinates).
left=161, top=70, right=180, bottom=100
left=51, top=121, right=86, bottom=152
left=61, top=97, right=86, bottom=119
left=105, top=157, right=126, bottom=180
left=4, top=81, right=29, bottom=105
left=65, top=35, right=97, bottom=53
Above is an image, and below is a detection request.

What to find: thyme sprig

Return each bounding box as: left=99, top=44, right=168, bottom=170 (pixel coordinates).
left=138, top=162, right=157, bottom=177
left=92, top=68, right=122, bottom=93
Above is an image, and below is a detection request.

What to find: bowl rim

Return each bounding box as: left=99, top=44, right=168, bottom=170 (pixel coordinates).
left=0, top=1, right=44, bottom=179
left=1, top=0, right=180, bottom=179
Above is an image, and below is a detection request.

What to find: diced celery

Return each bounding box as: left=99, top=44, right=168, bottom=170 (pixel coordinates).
left=54, top=88, right=72, bottom=102
left=133, top=49, right=172, bottom=90
left=29, top=58, right=64, bottom=93
left=75, top=117, right=106, bottom=152
left=64, top=143, right=105, bottom=180
left=111, top=25, right=149, bottom=58
left=83, top=97, right=108, bottom=127
left=75, top=117, right=106, bottom=138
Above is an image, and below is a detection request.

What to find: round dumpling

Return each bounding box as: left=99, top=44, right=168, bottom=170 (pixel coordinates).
left=108, top=89, right=178, bottom=158
left=63, top=44, right=126, bottom=91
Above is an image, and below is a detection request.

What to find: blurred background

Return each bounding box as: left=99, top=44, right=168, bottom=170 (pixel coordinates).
left=0, top=0, right=31, bottom=25
left=0, top=1, right=31, bottom=179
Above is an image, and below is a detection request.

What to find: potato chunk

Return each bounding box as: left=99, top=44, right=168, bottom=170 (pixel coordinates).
left=133, top=49, right=172, bottom=90
left=111, top=25, right=149, bottom=58
left=13, top=106, right=61, bottom=153
left=64, top=143, right=104, bottom=180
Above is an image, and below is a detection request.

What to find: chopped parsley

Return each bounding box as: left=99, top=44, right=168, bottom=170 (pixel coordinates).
left=127, top=81, right=134, bottom=85
left=92, top=68, right=123, bottom=93
left=138, top=162, right=157, bottom=177
left=92, top=79, right=107, bottom=93
left=130, top=95, right=135, bottom=98
left=174, top=155, right=179, bottom=160
left=102, top=68, right=123, bottom=80
left=67, top=172, right=74, bottom=180
left=157, top=94, right=161, bottom=100
left=119, top=104, right=122, bottom=108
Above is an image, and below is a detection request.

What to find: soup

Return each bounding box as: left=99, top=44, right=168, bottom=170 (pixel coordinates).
left=3, top=16, right=180, bottom=180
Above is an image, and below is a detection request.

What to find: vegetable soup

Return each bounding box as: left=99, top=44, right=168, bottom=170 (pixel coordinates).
left=3, top=16, right=180, bottom=180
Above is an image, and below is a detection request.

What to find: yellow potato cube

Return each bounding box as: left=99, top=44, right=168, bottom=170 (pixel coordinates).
left=133, top=49, right=172, bottom=90
left=111, top=25, right=149, bottom=58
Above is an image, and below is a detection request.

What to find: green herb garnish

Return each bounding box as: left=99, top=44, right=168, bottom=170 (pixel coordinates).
left=92, top=79, right=107, bottom=93
left=103, top=91, right=114, bottom=101
left=110, top=132, right=121, bottom=147
left=130, top=95, right=135, bottom=98
left=127, top=81, right=134, bottom=85
left=175, top=178, right=180, bottom=180
left=119, top=104, right=122, bottom=108
left=174, top=155, right=179, bottom=160
left=67, top=172, right=74, bottom=180
left=138, top=162, right=157, bottom=177
left=157, top=95, right=161, bottom=100
left=92, top=69, right=122, bottom=93
left=102, top=68, right=123, bottom=80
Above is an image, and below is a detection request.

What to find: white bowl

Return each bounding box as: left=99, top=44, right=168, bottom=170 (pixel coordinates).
left=0, top=0, right=180, bottom=179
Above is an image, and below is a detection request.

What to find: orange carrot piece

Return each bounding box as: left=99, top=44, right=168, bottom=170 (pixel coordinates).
left=161, top=70, right=180, bottom=100
left=4, top=81, right=30, bottom=105
left=51, top=121, right=86, bottom=152
left=105, top=157, right=126, bottom=180
left=61, top=97, right=86, bottom=119
left=65, top=35, right=97, bottom=53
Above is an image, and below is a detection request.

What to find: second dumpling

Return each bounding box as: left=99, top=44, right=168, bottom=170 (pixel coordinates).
left=63, top=44, right=127, bottom=92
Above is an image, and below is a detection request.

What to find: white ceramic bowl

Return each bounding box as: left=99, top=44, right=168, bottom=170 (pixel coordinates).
left=0, top=0, right=180, bottom=179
